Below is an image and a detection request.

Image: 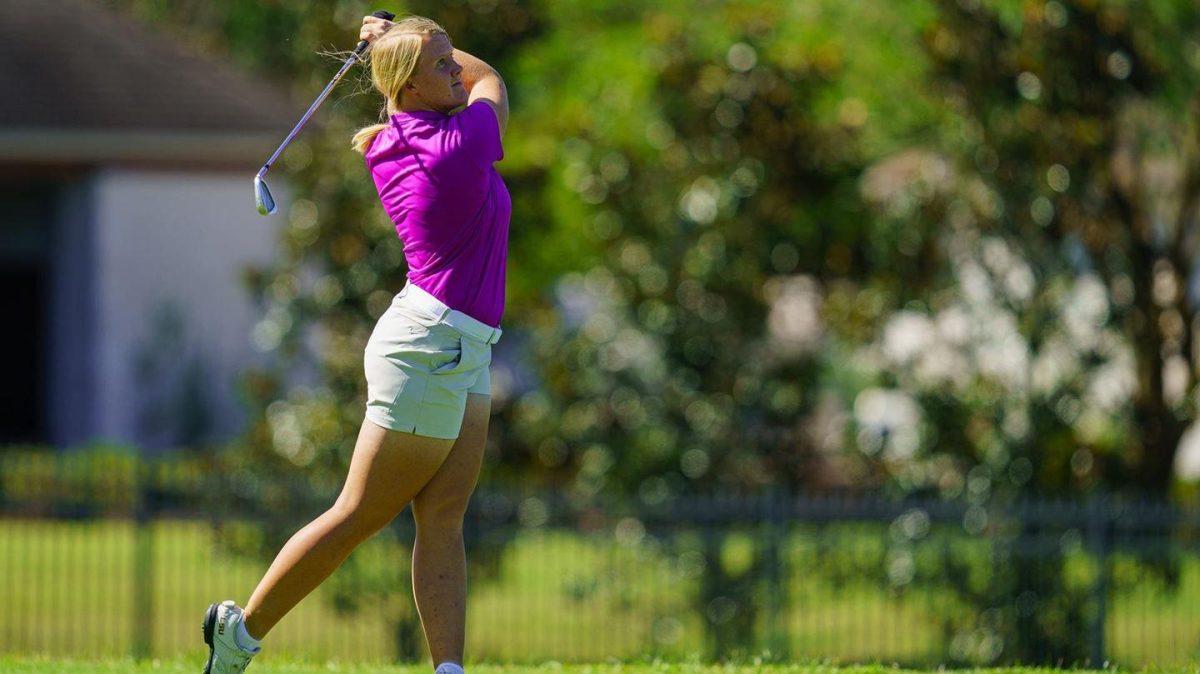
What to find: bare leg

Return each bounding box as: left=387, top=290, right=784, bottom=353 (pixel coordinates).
left=411, top=393, right=491, bottom=666
left=242, top=418, right=455, bottom=639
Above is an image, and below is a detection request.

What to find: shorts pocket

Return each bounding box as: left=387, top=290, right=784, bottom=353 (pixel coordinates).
left=430, top=334, right=465, bottom=374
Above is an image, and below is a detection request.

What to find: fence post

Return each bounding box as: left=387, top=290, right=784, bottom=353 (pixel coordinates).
left=1086, top=494, right=1109, bottom=667
left=132, top=452, right=154, bottom=660
left=762, top=488, right=788, bottom=660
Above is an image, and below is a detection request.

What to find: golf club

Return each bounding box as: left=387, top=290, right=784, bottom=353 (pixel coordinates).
left=255, top=9, right=396, bottom=216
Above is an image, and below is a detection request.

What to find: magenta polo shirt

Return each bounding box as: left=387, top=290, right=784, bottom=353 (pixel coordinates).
left=365, top=100, right=511, bottom=328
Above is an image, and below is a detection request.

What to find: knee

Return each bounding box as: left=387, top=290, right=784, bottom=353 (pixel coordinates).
left=412, top=492, right=469, bottom=531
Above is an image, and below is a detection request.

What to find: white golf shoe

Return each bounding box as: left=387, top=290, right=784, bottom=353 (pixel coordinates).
left=202, top=600, right=260, bottom=673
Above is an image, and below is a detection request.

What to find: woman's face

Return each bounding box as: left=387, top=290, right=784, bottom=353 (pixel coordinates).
left=406, top=33, right=467, bottom=112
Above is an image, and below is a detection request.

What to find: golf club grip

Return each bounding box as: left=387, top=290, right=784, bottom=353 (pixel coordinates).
left=354, top=10, right=396, bottom=55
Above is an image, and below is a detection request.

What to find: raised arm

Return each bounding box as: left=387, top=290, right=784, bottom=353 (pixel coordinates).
left=358, top=16, right=508, bottom=133
left=453, top=49, right=508, bottom=135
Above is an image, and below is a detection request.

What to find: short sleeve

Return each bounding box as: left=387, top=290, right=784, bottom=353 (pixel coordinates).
left=450, top=100, right=503, bottom=165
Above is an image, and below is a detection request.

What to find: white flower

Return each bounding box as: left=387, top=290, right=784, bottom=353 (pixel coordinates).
left=882, top=311, right=936, bottom=365
left=766, top=275, right=823, bottom=356
left=854, top=388, right=922, bottom=460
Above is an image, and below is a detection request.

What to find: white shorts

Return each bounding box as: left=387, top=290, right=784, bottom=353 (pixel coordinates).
left=363, top=283, right=501, bottom=439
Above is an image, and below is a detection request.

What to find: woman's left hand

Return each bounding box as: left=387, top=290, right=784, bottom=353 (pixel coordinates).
left=360, top=14, right=394, bottom=45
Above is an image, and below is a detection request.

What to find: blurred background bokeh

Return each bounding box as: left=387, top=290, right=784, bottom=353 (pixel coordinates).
left=3, top=0, right=1200, bottom=668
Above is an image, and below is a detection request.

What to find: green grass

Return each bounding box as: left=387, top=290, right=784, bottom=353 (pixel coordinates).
left=0, top=519, right=953, bottom=664
left=1, top=519, right=1199, bottom=667
left=0, top=661, right=1187, bottom=674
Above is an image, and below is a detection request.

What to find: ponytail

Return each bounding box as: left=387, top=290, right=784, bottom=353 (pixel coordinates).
left=352, top=122, right=389, bottom=154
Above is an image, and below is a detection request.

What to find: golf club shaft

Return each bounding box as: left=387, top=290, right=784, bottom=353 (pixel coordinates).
left=257, top=10, right=394, bottom=179
left=257, top=52, right=363, bottom=178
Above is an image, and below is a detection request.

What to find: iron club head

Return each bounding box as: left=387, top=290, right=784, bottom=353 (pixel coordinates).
left=254, top=173, right=276, bottom=216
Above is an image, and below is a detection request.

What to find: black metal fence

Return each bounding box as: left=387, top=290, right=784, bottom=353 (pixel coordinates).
left=2, top=450, right=1199, bottom=667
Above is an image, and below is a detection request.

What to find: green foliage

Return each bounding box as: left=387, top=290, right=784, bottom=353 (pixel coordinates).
left=841, top=0, right=1200, bottom=663
left=489, top=1, right=963, bottom=660
left=0, top=445, right=210, bottom=516
left=500, top=0, right=941, bottom=496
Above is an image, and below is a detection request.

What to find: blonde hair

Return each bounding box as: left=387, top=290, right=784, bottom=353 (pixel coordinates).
left=351, top=16, right=448, bottom=154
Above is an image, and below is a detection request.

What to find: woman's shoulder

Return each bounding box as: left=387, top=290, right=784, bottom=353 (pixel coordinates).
left=365, top=122, right=409, bottom=163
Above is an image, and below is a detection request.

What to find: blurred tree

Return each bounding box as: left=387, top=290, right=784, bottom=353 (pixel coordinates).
left=489, top=0, right=947, bottom=659
left=921, top=0, right=1200, bottom=496
left=853, top=0, right=1200, bottom=664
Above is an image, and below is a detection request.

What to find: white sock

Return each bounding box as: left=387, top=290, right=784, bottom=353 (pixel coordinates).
left=235, top=617, right=262, bottom=653
left=435, top=662, right=465, bottom=674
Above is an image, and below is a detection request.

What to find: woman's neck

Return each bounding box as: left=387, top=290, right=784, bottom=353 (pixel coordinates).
left=392, top=92, right=438, bottom=115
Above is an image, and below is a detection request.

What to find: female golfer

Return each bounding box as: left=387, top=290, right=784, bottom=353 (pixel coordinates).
left=203, top=14, right=509, bottom=674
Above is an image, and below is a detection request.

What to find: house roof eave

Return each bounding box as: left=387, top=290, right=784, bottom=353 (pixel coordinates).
left=0, top=129, right=288, bottom=167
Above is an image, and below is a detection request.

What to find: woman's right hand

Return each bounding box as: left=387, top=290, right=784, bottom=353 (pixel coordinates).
left=360, top=14, right=394, bottom=45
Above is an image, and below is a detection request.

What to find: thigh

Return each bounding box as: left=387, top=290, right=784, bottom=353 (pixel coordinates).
left=412, top=393, right=491, bottom=522
left=333, top=417, right=457, bottom=528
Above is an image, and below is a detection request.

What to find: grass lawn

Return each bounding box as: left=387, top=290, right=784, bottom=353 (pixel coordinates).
left=1, top=519, right=1198, bottom=666
left=0, top=660, right=1175, bottom=674
left=0, top=519, right=950, bottom=663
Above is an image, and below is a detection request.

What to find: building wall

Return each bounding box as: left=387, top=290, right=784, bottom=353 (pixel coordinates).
left=87, top=168, right=283, bottom=449
left=47, top=175, right=97, bottom=447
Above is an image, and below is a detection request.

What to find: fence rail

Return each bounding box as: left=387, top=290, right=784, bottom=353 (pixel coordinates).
left=1, top=452, right=1199, bottom=666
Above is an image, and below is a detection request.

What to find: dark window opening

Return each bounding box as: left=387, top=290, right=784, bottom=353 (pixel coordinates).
left=0, top=183, right=54, bottom=444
